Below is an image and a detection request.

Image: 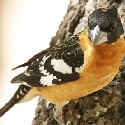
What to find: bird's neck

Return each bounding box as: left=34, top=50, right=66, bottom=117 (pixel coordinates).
left=81, top=36, right=125, bottom=80
left=94, top=36, right=125, bottom=64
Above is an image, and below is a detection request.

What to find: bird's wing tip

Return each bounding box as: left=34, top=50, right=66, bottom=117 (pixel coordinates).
left=11, top=73, right=24, bottom=83
left=11, top=62, right=29, bottom=70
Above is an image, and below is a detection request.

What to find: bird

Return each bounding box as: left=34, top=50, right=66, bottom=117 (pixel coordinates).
left=0, top=7, right=125, bottom=125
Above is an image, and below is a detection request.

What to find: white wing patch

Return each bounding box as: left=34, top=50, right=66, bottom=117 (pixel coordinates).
left=51, top=59, right=72, bottom=74
left=40, top=74, right=57, bottom=86
left=39, top=66, right=50, bottom=75
left=39, top=65, right=57, bottom=86
left=24, top=71, right=31, bottom=76
left=75, top=67, right=80, bottom=73
left=39, top=55, right=58, bottom=86
left=38, top=55, right=79, bottom=86
left=40, top=55, right=50, bottom=65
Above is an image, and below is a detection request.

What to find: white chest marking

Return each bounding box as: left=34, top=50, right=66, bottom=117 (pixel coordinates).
left=51, top=59, right=72, bottom=74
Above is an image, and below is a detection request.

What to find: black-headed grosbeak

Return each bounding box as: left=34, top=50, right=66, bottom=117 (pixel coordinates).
left=0, top=7, right=125, bottom=124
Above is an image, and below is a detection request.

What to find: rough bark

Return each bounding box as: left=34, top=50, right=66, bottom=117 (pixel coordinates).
left=32, top=0, right=125, bottom=125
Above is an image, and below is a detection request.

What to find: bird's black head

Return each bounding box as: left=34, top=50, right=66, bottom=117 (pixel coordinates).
left=88, top=7, right=124, bottom=45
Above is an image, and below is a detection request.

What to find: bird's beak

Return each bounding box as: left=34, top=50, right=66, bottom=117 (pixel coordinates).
left=89, top=25, right=108, bottom=45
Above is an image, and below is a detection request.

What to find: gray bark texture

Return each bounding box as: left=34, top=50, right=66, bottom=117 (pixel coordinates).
left=32, top=0, right=125, bottom=125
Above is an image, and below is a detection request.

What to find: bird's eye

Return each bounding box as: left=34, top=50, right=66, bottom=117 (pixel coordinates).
left=111, top=25, right=116, bottom=31
left=111, top=21, right=117, bottom=31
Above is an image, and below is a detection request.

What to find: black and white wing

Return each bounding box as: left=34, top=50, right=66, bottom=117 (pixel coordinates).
left=12, top=48, right=49, bottom=70
left=11, top=33, right=84, bottom=87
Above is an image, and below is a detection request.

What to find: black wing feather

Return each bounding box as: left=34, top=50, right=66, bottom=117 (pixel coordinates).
left=11, top=33, right=84, bottom=87
left=12, top=48, right=49, bottom=70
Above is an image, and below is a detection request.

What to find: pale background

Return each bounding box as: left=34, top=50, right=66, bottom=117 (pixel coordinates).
left=0, top=0, right=69, bottom=125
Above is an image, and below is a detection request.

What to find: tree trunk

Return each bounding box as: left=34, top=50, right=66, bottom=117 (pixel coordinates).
left=32, top=0, right=125, bottom=125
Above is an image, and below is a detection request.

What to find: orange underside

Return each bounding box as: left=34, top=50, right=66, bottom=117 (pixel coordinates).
left=35, top=31, right=125, bottom=105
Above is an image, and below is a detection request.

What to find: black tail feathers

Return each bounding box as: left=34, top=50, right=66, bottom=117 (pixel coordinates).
left=0, top=85, right=31, bottom=117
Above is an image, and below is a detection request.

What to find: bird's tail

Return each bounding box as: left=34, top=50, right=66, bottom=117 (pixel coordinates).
left=0, top=85, right=31, bottom=117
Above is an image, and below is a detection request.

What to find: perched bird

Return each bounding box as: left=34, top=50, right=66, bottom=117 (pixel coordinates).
left=0, top=7, right=125, bottom=124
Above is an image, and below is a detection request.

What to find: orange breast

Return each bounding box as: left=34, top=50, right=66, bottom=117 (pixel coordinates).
left=36, top=55, right=119, bottom=105
left=36, top=35, right=125, bottom=105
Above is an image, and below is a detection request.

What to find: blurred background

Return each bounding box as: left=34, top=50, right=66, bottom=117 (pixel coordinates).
left=0, top=0, right=69, bottom=124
